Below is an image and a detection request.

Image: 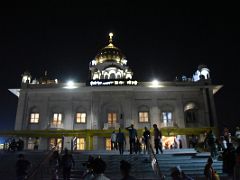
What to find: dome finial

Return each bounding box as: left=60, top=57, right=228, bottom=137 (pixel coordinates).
left=109, top=32, right=113, bottom=43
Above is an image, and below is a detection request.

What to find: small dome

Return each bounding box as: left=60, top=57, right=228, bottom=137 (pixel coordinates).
left=95, top=33, right=126, bottom=63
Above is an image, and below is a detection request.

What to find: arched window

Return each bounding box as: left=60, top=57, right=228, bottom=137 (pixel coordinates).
left=184, top=102, right=198, bottom=124
left=29, top=106, right=40, bottom=123
left=160, top=104, right=174, bottom=127
left=109, top=73, right=115, bottom=79
left=50, top=106, right=64, bottom=125
left=75, top=106, right=87, bottom=124
left=138, top=105, right=150, bottom=123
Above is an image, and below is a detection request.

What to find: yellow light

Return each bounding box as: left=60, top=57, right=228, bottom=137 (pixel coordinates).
left=152, top=79, right=159, bottom=86
left=109, top=32, right=113, bottom=37
left=149, top=79, right=164, bottom=88
left=109, top=32, right=113, bottom=43
left=64, top=80, right=78, bottom=89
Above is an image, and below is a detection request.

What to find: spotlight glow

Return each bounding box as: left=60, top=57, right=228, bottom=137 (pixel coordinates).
left=152, top=79, right=159, bottom=86
left=149, top=79, right=164, bottom=88
left=64, top=80, right=77, bottom=89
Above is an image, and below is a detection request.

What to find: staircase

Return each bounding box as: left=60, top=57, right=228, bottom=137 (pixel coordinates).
left=0, top=149, right=228, bottom=180
left=156, top=149, right=225, bottom=179
left=0, top=150, right=48, bottom=180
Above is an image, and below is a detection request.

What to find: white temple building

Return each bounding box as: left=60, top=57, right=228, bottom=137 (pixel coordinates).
left=9, top=33, right=222, bottom=151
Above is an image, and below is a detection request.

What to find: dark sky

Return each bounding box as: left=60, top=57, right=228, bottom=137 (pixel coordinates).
left=0, top=2, right=240, bottom=132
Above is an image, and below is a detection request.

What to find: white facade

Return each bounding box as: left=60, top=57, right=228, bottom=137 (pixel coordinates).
left=10, top=33, right=222, bottom=151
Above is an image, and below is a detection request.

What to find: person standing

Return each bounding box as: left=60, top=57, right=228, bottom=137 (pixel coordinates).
left=117, top=128, right=126, bottom=155
left=143, top=126, right=150, bottom=154
left=206, top=130, right=217, bottom=158
left=49, top=150, right=60, bottom=180
left=111, top=130, right=117, bottom=150
left=16, top=154, right=31, bottom=180
left=204, top=157, right=219, bottom=180
left=125, top=124, right=137, bottom=154
left=222, top=143, right=236, bottom=178
left=91, top=157, right=110, bottom=180
left=153, top=124, right=163, bottom=154
left=235, top=126, right=240, bottom=143
left=179, top=139, right=183, bottom=149
left=234, top=144, right=240, bottom=180
left=33, top=137, right=39, bottom=150
left=120, top=160, right=136, bottom=180
left=61, top=148, right=75, bottom=180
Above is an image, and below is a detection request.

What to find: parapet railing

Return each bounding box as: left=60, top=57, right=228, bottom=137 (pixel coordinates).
left=147, top=138, right=165, bottom=179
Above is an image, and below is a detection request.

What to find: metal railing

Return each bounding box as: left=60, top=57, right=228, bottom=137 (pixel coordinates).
left=49, top=123, right=64, bottom=129
left=147, top=139, right=165, bottom=179
left=103, top=122, right=120, bottom=129
left=160, top=121, right=174, bottom=127
left=28, top=141, right=62, bottom=180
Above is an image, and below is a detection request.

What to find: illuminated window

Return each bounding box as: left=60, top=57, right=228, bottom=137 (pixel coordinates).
left=108, top=113, right=117, bottom=124
left=105, top=138, right=111, bottom=150
left=30, top=113, right=39, bottom=123
left=139, top=112, right=149, bottom=122
left=77, top=138, right=85, bottom=150
left=76, top=113, right=86, bottom=123
left=53, top=113, right=62, bottom=125
left=27, top=138, right=34, bottom=150
left=162, top=112, right=172, bottom=125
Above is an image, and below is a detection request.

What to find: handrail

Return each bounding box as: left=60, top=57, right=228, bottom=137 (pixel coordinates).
left=28, top=141, right=62, bottom=180
left=147, top=139, right=165, bottom=179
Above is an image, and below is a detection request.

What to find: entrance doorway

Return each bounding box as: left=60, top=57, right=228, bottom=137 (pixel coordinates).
left=49, top=138, right=62, bottom=150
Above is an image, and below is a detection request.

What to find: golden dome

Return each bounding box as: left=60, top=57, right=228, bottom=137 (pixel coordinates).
left=95, top=33, right=126, bottom=63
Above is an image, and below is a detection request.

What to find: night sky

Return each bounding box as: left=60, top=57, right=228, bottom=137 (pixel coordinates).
left=0, top=2, right=239, bottom=133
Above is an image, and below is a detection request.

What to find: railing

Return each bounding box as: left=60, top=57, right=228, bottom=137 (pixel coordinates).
left=147, top=139, right=165, bottom=179
left=160, top=121, right=174, bottom=127
left=49, top=123, right=64, bottom=129
left=28, top=141, right=62, bottom=180
left=103, top=123, right=120, bottom=129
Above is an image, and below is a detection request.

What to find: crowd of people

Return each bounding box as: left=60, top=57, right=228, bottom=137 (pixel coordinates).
left=110, top=124, right=165, bottom=155
left=4, top=137, right=24, bottom=152
left=48, top=151, right=138, bottom=180
left=202, top=127, right=240, bottom=179
left=12, top=125, right=240, bottom=179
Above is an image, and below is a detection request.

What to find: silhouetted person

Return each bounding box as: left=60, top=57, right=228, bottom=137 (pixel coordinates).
left=125, top=124, right=137, bottom=154
left=33, top=137, right=39, bottom=150
left=143, top=126, right=150, bottom=154
left=222, top=143, right=236, bottom=178
left=234, top=144, right=240, bottom=180
left=204, top=157, right=218, bottom=180
left=235, top=126, right=240, bottom=143
left=189, top=134, right=197, bottom=148
left=223, top=128, right=230, bottom=143
left=61, top=148, right=75, bottom=180
left=179, top=139, right=183, bottom=149
left=9, top=138, right=17, bottom=152
left=16, top=154, right=31, bottom=180
left=49, top=150, right=60, bottom=180
left=171, top=165, right=193, bottom=180
left=117, top=128, right=126, bottom=155
left=120, top=160, right=136, bottom=180
left=205, top=130, right=217, bottom=158
left=134, top=138, right=141, bottom=154
left=153, top=124, right=163, bottom=154
left=92, top=157, right=110, bottom=180
left=82, top=155, right=95, bottom=180
left=17, top=138, right=24, bottom=151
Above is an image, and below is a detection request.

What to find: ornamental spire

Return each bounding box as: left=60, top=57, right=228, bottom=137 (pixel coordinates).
left=109, top=32, right=113, bottom=43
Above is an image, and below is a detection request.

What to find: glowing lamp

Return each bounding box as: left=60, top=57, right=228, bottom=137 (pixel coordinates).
left=64, top=80, right=77, bottom=89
